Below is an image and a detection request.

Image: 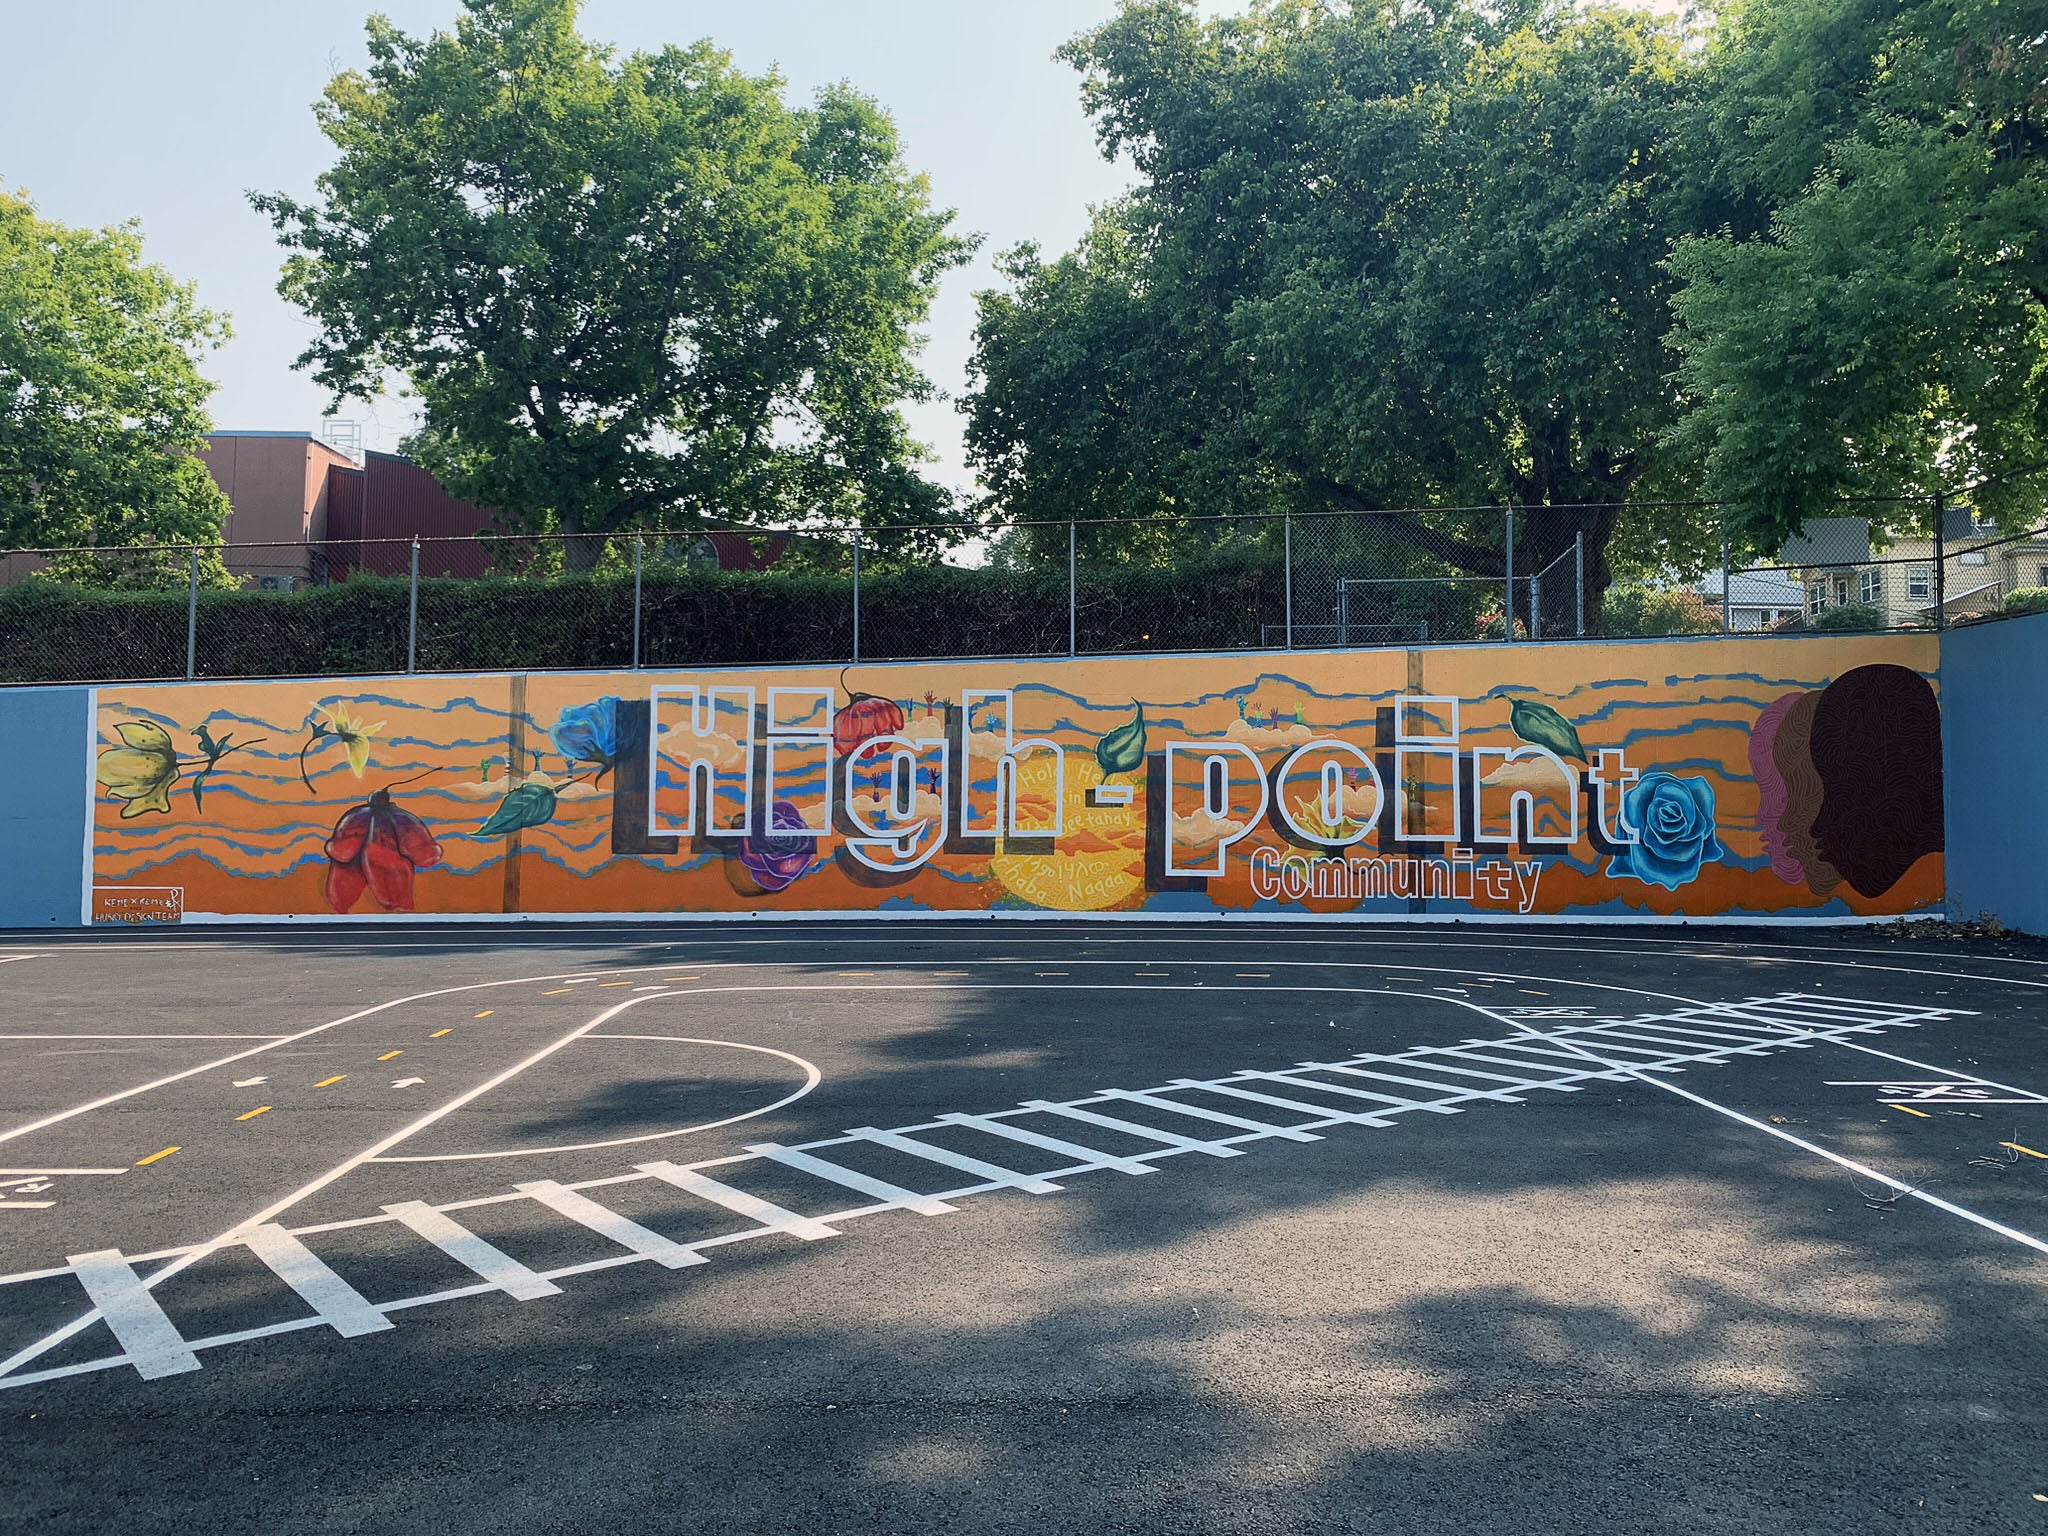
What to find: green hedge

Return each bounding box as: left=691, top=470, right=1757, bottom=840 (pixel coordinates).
left=0, top=547, right=1292, bottom=683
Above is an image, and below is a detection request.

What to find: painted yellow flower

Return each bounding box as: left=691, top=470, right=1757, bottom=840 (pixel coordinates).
left=96, top=721, right=180, bottom=818
left=317, top=704, right=384, bottom=779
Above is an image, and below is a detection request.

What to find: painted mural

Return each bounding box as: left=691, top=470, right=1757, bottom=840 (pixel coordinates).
left=85, top=636, right=1945, bottom=923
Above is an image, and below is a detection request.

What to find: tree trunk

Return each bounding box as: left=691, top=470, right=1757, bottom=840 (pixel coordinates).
left=559, top=510, right=603, bottom=575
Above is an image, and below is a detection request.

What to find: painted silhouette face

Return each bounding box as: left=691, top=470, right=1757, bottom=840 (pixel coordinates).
left=1771, top=692, right=1842, bottom=896
left=1749, top=693, right=1806, bottom=885
left=1809, top=665, right=1944, bottom=899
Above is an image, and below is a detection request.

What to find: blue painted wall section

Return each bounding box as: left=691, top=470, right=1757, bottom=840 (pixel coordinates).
left=0, top=685, right=90, bottom=927
left=1942, top=612, right=2048, bottom=934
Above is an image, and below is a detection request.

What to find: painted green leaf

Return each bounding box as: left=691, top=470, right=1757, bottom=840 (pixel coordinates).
left=1509, top=699, right=1588, bottom=763
left=1095, top=703, right=1147, bottom=777
left=477, top=781, right=558, bottom=837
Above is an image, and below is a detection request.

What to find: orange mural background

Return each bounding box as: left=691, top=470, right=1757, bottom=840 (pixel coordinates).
left=87, top=634, right=1945, bottom=923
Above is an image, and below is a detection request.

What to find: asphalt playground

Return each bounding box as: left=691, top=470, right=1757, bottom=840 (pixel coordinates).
left=1, top=921, right=2045, bottom=1535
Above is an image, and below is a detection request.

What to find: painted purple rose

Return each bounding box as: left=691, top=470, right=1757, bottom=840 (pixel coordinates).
left=1607, top=772, right=1725, bottom=891
left=737, top=799, right=818, bottom=893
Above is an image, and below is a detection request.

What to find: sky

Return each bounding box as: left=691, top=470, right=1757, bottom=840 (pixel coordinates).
left=0, top=1, right=1182, bottom=495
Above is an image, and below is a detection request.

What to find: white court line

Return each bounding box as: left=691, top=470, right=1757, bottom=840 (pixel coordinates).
left=0, top=991, right=669, bottom=1384
left=18, top=927, right=2048, bottom=983
left=7, top=941, right=2034, bottom=1151
left=0, top=1035, right=289, bottom=1042
left=1481, top=1005, right=2048, bottom=1260
left=0, top=958, right=2028, bottom=1382
left=0, top=985, right=1980, bottom=1390
left=369, top=1035, right=822, bottom=1162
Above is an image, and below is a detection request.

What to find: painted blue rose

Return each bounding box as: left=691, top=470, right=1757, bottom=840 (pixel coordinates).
left=1607, top=772, right=1726, bottom=891
left=551, top=697, right=621, bottom=779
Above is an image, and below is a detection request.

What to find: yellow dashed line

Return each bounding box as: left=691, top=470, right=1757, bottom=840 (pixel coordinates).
left=2002, top=1141, right=2047, bottom=1160
left=665, top=976, right=701, bottom=982
left=235, top=1106, right=271, bottom=1122
left=543, top=988, right=574, bottom=996
left=1888, top=1103, right=1932, bottom=1118
left=378, top=1050, right=403, bottom=1062
left=1236, top=972, right=1270, bottom=979
left=1519, top=989, right=1551, bottom=997
left=837, top=971, right=876, bottom=977
left=135, top=1146, right=179, bottom=1167
left=598, top=981, right=633, bottom=989
left=474, top=1010, right=494, bottom=1019
left=314, top=1075, right=345, bottom=1088
left=430, top=1029, right=452, bottom=1039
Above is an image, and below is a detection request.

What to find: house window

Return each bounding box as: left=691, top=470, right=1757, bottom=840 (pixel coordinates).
left=1807, top=582, right=1828, bottom=616
left=2037, top=564, right=2048, bottom=587
left=1906, top=567, right=1932, bottom=600
left=1859, top=568, right=1883, bottom=604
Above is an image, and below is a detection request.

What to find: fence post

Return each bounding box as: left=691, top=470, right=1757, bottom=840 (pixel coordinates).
left=631, top=531, right=644, bottom=670
left=851, top=527, right=861, bottom=664
left=1283, top=514, right=1294, bottom=650
left=1932, top=492, right=1946, bottom=631
left=1573, top=530, right=1586, bottom=637
left=1503, top=507, right=1516, bottom=642
left=1530, top=572, right=1542, bottom=641
left=406, top=536, right=420, bottom=675
left=1720, top=517, right=1732, bottom=635
left=1068, top=521, right=1078, bottom=657
left=185, top=548, right=198, bottom=680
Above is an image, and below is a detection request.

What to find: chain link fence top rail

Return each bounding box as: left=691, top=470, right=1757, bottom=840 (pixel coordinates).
left=1, top=503, right=2044, bottom=686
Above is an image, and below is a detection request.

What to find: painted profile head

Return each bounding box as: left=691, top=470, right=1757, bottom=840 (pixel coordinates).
left=1761, top=690, right=1842, bottom=895
left=1748, top=693, right=1806, bottom=885
left=1808, top=665, right=1943, bottom=899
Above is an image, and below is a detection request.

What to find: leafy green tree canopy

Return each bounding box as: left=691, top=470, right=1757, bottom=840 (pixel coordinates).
left=1668, top=0, right=2048, bottom=543
left=255, top=0, right=974, bottom=565
left=0, top=189, right=232, bottom=556
left=967, top=0, right=1710, bottom=609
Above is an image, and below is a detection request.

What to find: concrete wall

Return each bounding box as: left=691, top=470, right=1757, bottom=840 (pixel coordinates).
left=1942, top=610, right=2048, bottom=934
left=0, top=686, right=89, bottom=927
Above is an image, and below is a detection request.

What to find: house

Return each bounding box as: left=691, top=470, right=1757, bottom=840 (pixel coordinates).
left=1778, top=510, right=2048, bottom=626
left=1695, top=568, right=1806, bottom=631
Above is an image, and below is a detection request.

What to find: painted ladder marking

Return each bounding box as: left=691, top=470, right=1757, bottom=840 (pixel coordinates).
left=847, top=1127, right=1062, bottom=1194
left=513, top=1182, right=705, bottom=1270
left=1018, top=1101, right=1245, bottom=1158
left=382, top=1202, right=561, bottom=1300
left=1310, top=1065, right=1483, bottom=1111
left=1309, top=1065, right=1496, bottom=1107
left=0, top=994, right=1983, bottom=1391
left=66, top=1251, right=200, bottom=1380
left=1097, top=1088, right=1321, bottom=1143
left=747, top=1144, right=956, bottom=1216
left=1174, top=1077, right=1395, bottom=1127
left=239, top=1224, right=393, bottom=1339
left=937, top=1113, right=1158, bottom=1176
left=636, top=1162, right=839, bottom=1241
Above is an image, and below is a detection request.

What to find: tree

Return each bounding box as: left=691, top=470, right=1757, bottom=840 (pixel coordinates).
left=966, top=0, right=1712, bottom=625
left=255, top=0, right=973, bottom=569
left=0, top=189, right=232, bottom=562
left=1667, top=0, right=2048, bottom=544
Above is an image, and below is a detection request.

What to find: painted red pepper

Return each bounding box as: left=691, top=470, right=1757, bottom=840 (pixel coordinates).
left=832, top=669, right=905, bottom=756
left=323, top=789, right=444, bottom=914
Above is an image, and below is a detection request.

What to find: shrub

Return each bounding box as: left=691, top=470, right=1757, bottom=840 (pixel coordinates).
left=1598, top=583, right=1720, bottom=638
left=1810, top=602, right=1884, bottom=632
left=2003, top=586, right=2048, bottom=616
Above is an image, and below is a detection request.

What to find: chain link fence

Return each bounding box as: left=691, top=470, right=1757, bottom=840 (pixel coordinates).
left=2, top=502, right=2044, bottom=685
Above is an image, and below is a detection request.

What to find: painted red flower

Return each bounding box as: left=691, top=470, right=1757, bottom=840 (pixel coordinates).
left=323, top=789, right=443, bottom=913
